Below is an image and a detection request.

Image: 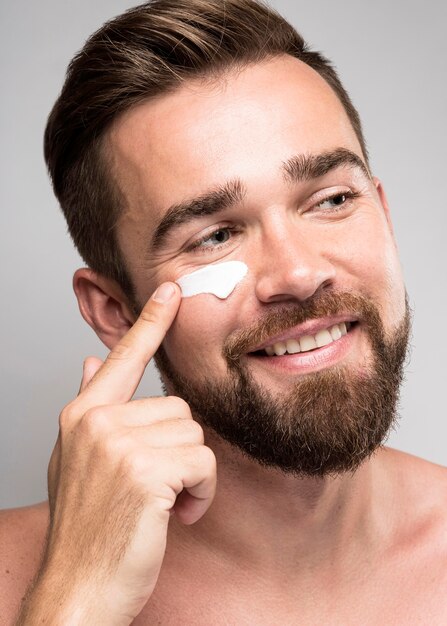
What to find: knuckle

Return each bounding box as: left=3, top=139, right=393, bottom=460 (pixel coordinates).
left=202, top=446, right=217, bottom=472
left=58, top=404, right=77, bottom=430
left=106, top=340, right=147, bottom=372
left=138, top=308, right=160, bottom=327
left=58, top=407, right=69, bottom=431
left=182, top=419, right=204, bottom=442
left=193, top=445, right=217, bottom=471
left=80, top=406, right=110, bottom=439
left=106, top=341, right=132, bottom=363
left=168, top=396, right=192, bottom=418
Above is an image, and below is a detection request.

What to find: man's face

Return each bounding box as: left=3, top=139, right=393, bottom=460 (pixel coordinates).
left=108, top=55, right=408, bottom=475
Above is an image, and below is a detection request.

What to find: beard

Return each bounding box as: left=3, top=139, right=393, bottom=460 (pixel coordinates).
left=154, top=291, right=411, bottom=478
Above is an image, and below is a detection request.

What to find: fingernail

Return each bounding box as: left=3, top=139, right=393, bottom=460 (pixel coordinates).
left=152, top=282, right=176, bottom=303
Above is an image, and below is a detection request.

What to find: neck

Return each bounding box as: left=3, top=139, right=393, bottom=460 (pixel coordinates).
left=170, top=431, right=391, bottom=578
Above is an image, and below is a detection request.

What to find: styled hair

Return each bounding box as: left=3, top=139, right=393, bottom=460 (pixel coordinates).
left=44, top=0, right=368, bottom=299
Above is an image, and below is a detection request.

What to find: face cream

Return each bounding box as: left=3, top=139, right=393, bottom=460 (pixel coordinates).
left=176, top=260, right=248, bottom=299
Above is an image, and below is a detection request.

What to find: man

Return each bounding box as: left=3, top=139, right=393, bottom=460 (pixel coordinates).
left=1, top=0, right=446, bottom=623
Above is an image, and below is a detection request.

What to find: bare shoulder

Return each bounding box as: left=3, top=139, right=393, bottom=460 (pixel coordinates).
left=380, top=448, right=447, bottom=555
left=382, top=446, right=447, bottom=492
left=381, top=447, right=447, bottom=515
left=0, top=502, right=49, bottom=624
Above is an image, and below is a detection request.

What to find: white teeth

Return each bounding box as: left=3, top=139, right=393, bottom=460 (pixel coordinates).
left=299, top=335, right=317, bottom=352
left=315, top=329, right=333, bottom=348
left=286, top=339, right=301, bottom=354
left=330, top=324, right=342, bottom=340
left=262, top=321, right=352, bottom=356
left=273, top=342, right=287, bottom=356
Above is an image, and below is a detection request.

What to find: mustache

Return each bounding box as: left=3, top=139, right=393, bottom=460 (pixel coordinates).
left=223, top=291, right=383, bottom=363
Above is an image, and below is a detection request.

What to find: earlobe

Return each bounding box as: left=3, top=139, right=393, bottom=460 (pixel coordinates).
left=73, top=268, right=136, bottom=350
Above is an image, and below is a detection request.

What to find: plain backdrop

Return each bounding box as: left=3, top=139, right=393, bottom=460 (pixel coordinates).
left=1, top=0, right=446, bottom=509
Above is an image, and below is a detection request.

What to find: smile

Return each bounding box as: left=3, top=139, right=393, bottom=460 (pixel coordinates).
left=250, top=321, right=356, bottom=357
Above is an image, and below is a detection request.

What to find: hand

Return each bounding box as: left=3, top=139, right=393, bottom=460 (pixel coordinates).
left=18, top=282, right=217, bottom=625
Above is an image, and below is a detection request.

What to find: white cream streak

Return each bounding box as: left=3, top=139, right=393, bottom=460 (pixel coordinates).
left=176, top=261, right=248, bottom=299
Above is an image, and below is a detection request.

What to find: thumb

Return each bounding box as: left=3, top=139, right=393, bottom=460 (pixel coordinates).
left=79, top=356, right=104, bottom=393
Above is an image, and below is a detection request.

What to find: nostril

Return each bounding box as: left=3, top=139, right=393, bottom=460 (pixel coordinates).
left=253, top=257, right=336, bottom=305
left=317, top=276, right=336, bottom=294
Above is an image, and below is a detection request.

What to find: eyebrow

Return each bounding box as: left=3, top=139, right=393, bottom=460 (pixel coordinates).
left=151, top=179, right=246, bottom=252
left=282, top=147, right=371, bottom=184
left=149, top=147, right=370, bottom=253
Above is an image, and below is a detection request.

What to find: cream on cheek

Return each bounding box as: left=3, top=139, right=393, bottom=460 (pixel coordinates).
left=164, top=261, right=248, bottom=377
left=176, top=260, right=248, bottom=299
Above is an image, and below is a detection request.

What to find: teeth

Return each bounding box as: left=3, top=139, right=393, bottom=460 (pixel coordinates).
left=286, top=339, right=301, bottom=354
left=299, top=335, right=317, bottom=351
left=273, top=342, right=287, bottom=356
left=263, top=322, right=352, bottom=356
left=315, top=329, right=333, bottom=348
left=330, top=324, right=342, bottom=340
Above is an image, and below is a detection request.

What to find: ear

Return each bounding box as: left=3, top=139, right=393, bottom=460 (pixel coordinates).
left=372, top=176, right=397, bottom=244
left=73, top=268, right=137, bottom=351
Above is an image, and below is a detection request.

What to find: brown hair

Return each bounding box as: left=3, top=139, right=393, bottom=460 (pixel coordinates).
left=44, top=0, right=368, bottom=299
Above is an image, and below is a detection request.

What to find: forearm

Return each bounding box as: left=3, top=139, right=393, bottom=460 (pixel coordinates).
left=16, top=571, right=127, bottom=626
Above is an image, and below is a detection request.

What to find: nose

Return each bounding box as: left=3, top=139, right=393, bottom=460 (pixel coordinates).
left=253, top=215, right=336, bottom=304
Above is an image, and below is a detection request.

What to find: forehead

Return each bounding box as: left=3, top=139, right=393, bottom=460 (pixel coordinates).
left=107, top=55, right=363, bottom=224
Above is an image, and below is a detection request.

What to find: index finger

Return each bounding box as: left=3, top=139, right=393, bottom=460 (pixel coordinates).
left=75, top=282, right=181, bottom=411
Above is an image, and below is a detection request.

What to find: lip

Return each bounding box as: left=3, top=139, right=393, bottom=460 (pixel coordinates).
left=248, top=314, right=359, bottom=353
left=247, top=322, right=359, bottom=375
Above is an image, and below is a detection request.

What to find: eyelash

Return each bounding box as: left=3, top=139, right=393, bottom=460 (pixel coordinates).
left=186, top=190, right=360, bottom=253
left=313, top=190, right=360, bottom=212
left=185, top=225, right=239, bottom=253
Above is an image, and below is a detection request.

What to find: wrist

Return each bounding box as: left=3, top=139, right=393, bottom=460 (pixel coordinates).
left=16, top=572, right=131, bottom=626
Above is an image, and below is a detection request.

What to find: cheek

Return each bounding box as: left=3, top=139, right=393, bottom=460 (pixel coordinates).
left=378, top=244, right=406, bottom=329
left=162, top=262, right=250, bottom=373
left=162, top=297, right=233, bottom=377
left=336, top=214, right=406, bottom=325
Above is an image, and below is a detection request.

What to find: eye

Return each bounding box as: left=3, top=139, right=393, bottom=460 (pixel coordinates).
left=186, top=226, right=236, bottom=253
left=205, top=228, right=231, bottom=246
left=315, top=191, right=357, bottom=211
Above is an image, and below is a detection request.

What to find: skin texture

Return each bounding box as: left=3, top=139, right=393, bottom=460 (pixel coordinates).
left=1, top=56, right=447, bottom=624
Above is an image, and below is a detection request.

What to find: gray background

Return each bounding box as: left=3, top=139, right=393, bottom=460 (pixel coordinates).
left=1, top=0, right=446, bottom=509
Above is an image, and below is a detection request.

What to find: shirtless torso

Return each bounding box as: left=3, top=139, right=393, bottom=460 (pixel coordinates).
left=2, top=448, right=447, bottom=625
